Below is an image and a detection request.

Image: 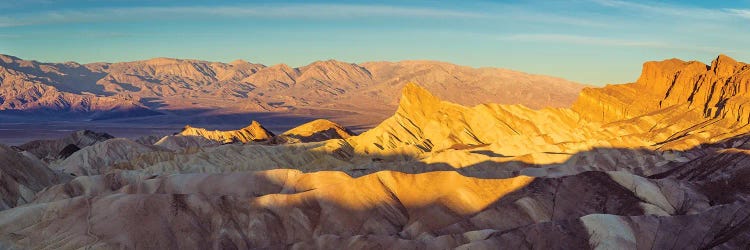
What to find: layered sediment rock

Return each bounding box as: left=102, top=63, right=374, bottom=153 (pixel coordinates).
left=573, top=55, right=750, bottom=124
left=17, top=130, right=113, bottom=162
left=275, top=119, right=355, bottom=144
left=0, top=145, right=63, bottom=210
left=178, top=121, right=274, bottom=143
left=2, top=55, right=750, bottom=249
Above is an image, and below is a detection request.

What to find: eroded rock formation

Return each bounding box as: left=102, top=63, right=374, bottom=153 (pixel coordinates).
left=274, top=119, right=355, bottom=144
left=178, top=121, right=274, bottom=143
left=17, top=130, right=114, bottom=162
left=1, top=55, right=750, bottom=249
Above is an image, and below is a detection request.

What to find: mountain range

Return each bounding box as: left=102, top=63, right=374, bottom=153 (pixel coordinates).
left=0, top=54, right=585, bottom=129
left=1, top=55, right=749, bottom=249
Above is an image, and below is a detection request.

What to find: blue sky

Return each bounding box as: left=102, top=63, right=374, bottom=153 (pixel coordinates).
left=1, top=0, right=749, bottom=85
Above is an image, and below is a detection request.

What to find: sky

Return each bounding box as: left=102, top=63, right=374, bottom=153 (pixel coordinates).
left=1, top=0, right=749, bottom=85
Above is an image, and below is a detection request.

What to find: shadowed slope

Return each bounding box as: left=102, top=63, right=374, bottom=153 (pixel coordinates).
left=0, top=55, right=160, bottom=119
left=153, top=135, right=220, bottom=152
left=17, top=130, right=114, bottom=162
left=2, top=155, right=748, bottom=249
left=0, top=145, right=64, bottom=210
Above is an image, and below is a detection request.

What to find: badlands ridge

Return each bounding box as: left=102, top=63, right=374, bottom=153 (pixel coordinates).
left=0, top=55, right=749, bottom=249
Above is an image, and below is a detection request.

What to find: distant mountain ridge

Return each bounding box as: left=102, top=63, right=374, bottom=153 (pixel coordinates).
left=0, top=54, right=586, bottom=128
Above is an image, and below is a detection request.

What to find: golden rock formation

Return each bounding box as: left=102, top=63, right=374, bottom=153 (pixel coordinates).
left=353, top=55, right=750, bottom=165
left=178, top=120, right=274, bottom=143
left=574, top=55, right=750, bottom=124
left=275, top=119, right=355, bottom=143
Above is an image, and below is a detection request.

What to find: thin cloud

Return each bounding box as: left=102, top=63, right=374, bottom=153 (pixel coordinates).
left=726, top=9, right=750, bottom=19
left=0, top=3, right=616, bottom=29
left=590, top=0, right=748, bottom=20
left=0, top=16, right=17, bottom=27
left=499, top=34, right=667, bottom=47
left=0, top=4, right=487, bottom=27
left=465, top=2, right=610, bottom=27
left=498, top=33, right=738, bottom=54
left=513, top=11, right=608, bottom=27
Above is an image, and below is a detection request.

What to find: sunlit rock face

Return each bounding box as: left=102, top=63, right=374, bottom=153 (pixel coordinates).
left=574, top=55, right=750, bottom=124
left=274, top=119, right=355, bottom=144
left=179, top=119, right=354, bottom=145
left=178, top=120, right=275, bottom=143
left=2, top=55, right=750, bottom=249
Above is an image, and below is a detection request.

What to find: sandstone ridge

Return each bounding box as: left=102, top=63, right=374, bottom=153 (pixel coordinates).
left=179, top=120, right=275, bottom=143
left=573, top=54, right=750, bottom=124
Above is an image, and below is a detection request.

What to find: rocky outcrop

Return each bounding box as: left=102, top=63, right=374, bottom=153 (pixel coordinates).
left=573, top=55, right=750, bottom=125
left=133, top=135, right=162, bottom=146
left=353, top=55, right=750, bottom=160
left=274, top=119, right=355, bottom=143
left=55, top=138, right=166, bottom=176
left=350, top=83, right=604, bottom=157
left=0, top=145, right=62, bottom=210
left=153, top=135, right=219, bottom=152
left=17, top=130, right=114, bottom=162
left=178, top=121, right=274, bottom=143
